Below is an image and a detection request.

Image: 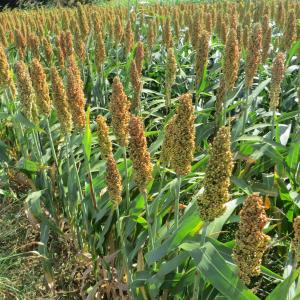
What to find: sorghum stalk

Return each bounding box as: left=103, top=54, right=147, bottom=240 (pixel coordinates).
left=233, top=194, right=270, bottom=285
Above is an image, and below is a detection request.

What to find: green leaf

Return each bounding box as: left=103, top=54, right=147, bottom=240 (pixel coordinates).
left=266, top=270, right=299, bottom=300
left=82, top=106, right=92, bottom=162
left=16, top=158, right=41, bottom=172
left=181, top=242, right=259, bottom=300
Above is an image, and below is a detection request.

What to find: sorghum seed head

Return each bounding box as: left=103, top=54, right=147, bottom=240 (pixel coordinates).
left=109, top=76, right=131, bottom=147
left=129, top=116, right=153, bottom=193
left=106, top=155, right=122, bottom=207
left=245, top=23, right=262, bottom=88
left=197, top=126, right=233, bottom=221
left=165, top=47, right=177, bottom=107
left=270, top=52, right=285, bottom=110
left=66, top=54, right=86, bottom=130
left=96, top=115, right=112, bottom=159
left=233, top=194, right=270, bottom=285
left=95, top=31, right=106, bottom=72
left=130, top=59, right=141, bottom=112
left=224, top=28, right=239, bottom=91
left=169, top=93, right=195, bottom=176
left=50, top=66, right=72, bottom=134
left=30, top=58, right=51, bottom=117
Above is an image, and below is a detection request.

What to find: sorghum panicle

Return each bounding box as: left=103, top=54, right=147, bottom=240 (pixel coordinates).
left=233, top=194, right=270, bottom=285
left=292, top=216, right=300, bottom=266
left=270, top=52, right=285, bottom=110
left=50, top=66, right=72, bottom=134
left=165, top=47, right=177, bottom=107
left=66, top=54, right=86, bottom=129
left=106, top=155, right=122, bottom=207
left=197, top=126, right=233, bottom=221
left=96, top=115, right=112, bottom=159
left=109, top=76, right=131, bottom=147
left=224, top=28, right=239, bottom=91
left=169, top=93, right=195, bottom=176
left=129, top=116, right=153, bottom=193
left=30, top=58, right=51, bottom=117
left=245, top=23, right=262, bottom=88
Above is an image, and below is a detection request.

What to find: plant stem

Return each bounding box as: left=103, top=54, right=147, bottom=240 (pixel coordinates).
left=241, top=88, right=249, bottom=136
left=122, top=146, right=130, bottom=210
left=192, top=223, right=208, bottom=300
left=143, top=191, right=154, bottom=250
left=116, top=205, right=133, bottom=298
left=271, top=109, right=276, bottom=141
left=174, top=175, right=182, bottom=230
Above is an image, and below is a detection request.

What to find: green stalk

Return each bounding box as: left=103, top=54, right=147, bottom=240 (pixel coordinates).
left=241, top=88, right=249, bottom=136
left=116, top=205, right=133, bottom=298
left=174, top=175, right=182, bottom=230
left=143, top=191, right=154, bottom=250
left=192, top=223, right=208, bottom=300
left=122, top=146, right=130, bottom=210
left=271, top=109, right=276, bottom=141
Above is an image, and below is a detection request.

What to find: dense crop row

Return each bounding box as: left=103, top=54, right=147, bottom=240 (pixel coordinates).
left=0, top=0, right=300, bottom=298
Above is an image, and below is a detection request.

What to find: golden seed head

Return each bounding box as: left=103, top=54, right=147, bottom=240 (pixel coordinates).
left=95, top=31, right=106, bottom=72
left=169, top=93, right=195, bottom=176
left=233, top=194, right=270, bottom=285
left=195, top=30, right=210, bottom=89
left=106, top=155, right=122, bottom=207
left=66, top=54, right=86, bottom=130
left=65, top=30, right=74, bottom=57
left=28, top=33, right=40, bottom=59
left=165, top=47, right=177, bottom=107
left=129, top=116, right=153, bottom=193
left=197, top=126, right=233, bottom=221
left=224, top=28, right=239, bottom=91
left=135, top=41, right=144, bottom=76
left=262, top=15, right=272, bottom=63
left=114, top=16, right=123, bottom=45
left=220, top=20, right=227, bottom=45
left=130, top=59, right=141, bottom=112
left=293, top=216, right=300, bottom=266
left=147, top=19, right=156, bottom=49
left=109, top=76, right=131, bottom=147
left=160, top=118, right=175, bottom=166
left=50, top=66, right=72, bottom=134
left=163, top=17, right=173, bottom=48
left=30, top=58, right=51, bottom=117
left=96, top=115, right=112, bottom=159
left=42, top=37, right=53, bottom=64
left=270, top=52, right=285, bottom=110
left=0, top=43, right=16, bottom=96
left=284, top=9, right=297, bottom=50
left=124, top=19, right=134, bottom=56
left=243, top=25, right=249, bottom=52
left=245, top=23, right=262, bottom=88
left=77, top=4, right=89, bottom=38
left=15, top=60, right=35, bottom=121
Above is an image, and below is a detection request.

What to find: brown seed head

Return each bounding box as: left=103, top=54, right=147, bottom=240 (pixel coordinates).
left=224, top=28, right=239, bottom=91
left=245, top=23, right=262, bottom=88
left=28, top=33, right=40, bottom=59
left=95, top=31, right=106, bottom=72
left=195, top=30, right=210, bottom=89
left=169, top=93, right=195, bottom=176
left=30, top=58, right=51, bottom=117
left=129, top=116, right=153, bottom=192
left=96, top=115, right=112, bottom=159
left=130, top=59, right=141, bottom=112
left=42, top=37, right=53, bottom=64
left=135, top=41, right=144, bottom=76
left=147, top=19, right=156, bottom=49
left=165, top=47, right=177, bottom=107
left=293, top=216, right=300, bottom=266
left=197, top=126, right=233, bottom=221
left=50, top=66, right=72, bottom=134
left=66, top=55, right=86, bottom=130
left=15, top=60, right=35, bottom=121
left=124, top=19, right=134, bottom=56
left=233, top=194, right=270, bottom=285
left=0, top=44, right=16, bottom=96
left=270, top=52, right=285, bottom=110
left=163, top=17, right=173, bottom=48
left=106, top=155, right=122, bottom=207
left=284, top=10, right=297, bottom=50
left=109, top=76, right=131, bottom=147
left=160, top=118, right=175, bottom=166
left=262, top=15, right=272, bottom=63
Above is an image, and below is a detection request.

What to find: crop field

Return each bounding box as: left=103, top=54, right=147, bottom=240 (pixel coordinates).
left=0, top=0, right=300, bottom=299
